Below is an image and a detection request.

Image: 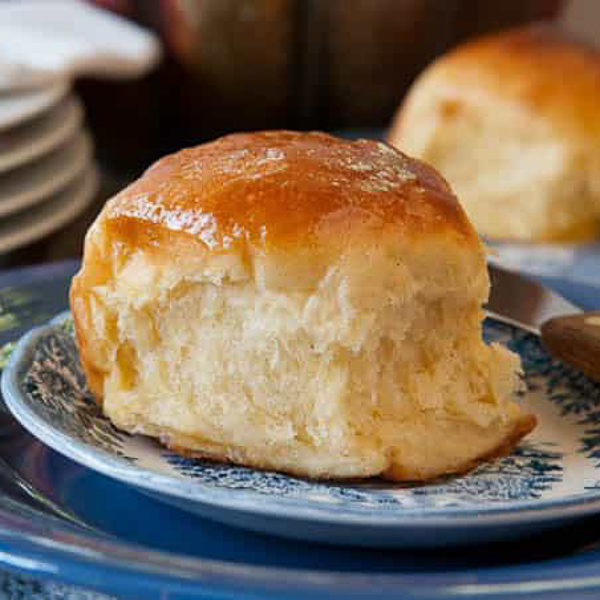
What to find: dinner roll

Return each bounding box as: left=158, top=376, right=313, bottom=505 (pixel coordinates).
left=70, top=131, right=535, bottom=481
left=389, top=25, right=600, bottom=242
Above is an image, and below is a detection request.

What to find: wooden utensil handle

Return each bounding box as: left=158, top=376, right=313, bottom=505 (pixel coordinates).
left=541, top=312, right=600, bottom=381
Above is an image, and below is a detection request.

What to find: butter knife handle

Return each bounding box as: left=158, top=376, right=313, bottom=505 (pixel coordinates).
left=541, top=313, right=600, bottom=382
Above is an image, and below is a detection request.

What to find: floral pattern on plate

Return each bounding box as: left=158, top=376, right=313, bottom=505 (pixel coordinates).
left=9, top=313, right=600, bottom=513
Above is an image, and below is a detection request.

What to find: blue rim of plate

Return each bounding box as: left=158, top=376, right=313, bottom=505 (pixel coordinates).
left=4, top=493, right=600, bottom=600
left=4, top=311, right=600, bottom=530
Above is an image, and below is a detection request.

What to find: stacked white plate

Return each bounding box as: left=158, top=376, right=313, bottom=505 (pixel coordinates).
left=0, top=81, right=98, bottom=255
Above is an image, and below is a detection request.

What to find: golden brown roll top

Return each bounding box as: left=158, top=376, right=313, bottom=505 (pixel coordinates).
left=104, top=131, right=477, bottom=251
left=393, top=24, right=600, bottom=141
left=75, top=130, right=488, bottom=305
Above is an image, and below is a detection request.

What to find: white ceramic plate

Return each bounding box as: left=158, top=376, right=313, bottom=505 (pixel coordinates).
left=0, top=130, right=91, bottom=218
left=0, top=82, right=68, bottom=132
left=0, top=129, right=91, bottom=218
left=0, top=165, right=97, bottom=254
left=0, top=95, right=82, bottom=173
left=4, top=312, right=600, bottom=548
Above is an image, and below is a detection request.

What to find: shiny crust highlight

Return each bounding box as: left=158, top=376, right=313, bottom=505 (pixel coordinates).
left=102, top=131, right=477, bottom=256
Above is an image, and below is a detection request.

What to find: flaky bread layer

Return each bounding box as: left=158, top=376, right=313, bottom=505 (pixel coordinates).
left=72, top=249, right=531, bottom=482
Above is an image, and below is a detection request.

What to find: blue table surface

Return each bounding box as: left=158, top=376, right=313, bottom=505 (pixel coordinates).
left=0, top=259, right=597, bottom=600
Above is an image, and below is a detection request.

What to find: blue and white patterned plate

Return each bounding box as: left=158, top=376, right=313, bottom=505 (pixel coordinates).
left=3, top=311, right=600, bottom=548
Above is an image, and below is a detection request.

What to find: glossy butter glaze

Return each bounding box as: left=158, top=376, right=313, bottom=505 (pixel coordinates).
left=102, top=131, right=477, bottom=255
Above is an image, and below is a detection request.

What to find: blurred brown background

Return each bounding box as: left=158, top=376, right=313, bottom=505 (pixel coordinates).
left=12, top=0, right=564, bottom=266
left=81, top=0, right=562, bottom=171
